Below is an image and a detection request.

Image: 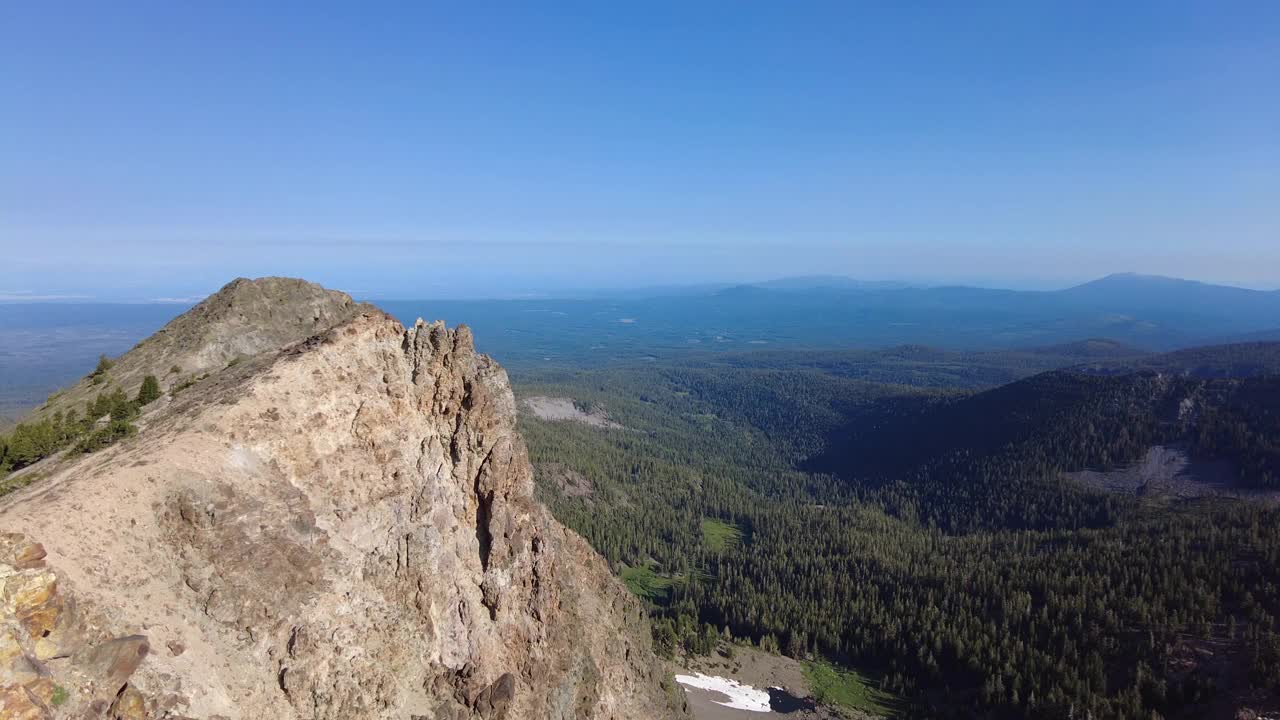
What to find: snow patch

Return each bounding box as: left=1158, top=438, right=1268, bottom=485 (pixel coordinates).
left=675, top=673, right=773, bottom=713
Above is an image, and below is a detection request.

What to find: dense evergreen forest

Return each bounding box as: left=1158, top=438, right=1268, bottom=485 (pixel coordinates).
left=515, top=344, right=1280, bottom=719
left=1076, top=341, right=1280, bottom=379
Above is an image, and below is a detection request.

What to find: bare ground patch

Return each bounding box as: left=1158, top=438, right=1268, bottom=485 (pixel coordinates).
left=521, top=396, right=622, bottom=429
left=1064, top=445, right=1280, bottom=503
left=680, top=644, right=865, bottom=719
left=534, top=462, right=595, bottom=504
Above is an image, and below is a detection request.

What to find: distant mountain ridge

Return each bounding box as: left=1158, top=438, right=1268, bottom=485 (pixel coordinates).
left=1057, top=272, right=1280, bottom=314
left=1073, top=340, right=1280, bottom=378
left=6, top=273, right=1279, bottom=415
left=1062, top=271, right=1276, bottom=295
left=734, top=272, right=1273, bottom=297
left=811, top=338, right=1280, bottom=532
left=748, top=275, right=915, bottom=291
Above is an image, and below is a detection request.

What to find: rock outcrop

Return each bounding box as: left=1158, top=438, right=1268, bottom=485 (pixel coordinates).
left=0, top=532, right=150, bottom=719
left=0, top=279, right=687, bottom=719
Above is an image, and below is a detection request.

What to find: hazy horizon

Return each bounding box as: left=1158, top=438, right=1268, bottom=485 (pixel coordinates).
left=0, top=270, right=1277, bottom=305
left=4, top=4, right=1278, bottom=299
left=5, top=5, right=1280, bottom=717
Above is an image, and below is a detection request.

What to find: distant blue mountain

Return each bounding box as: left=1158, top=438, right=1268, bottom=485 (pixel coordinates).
left=375, top=274, right=1280, bottom=366
left=749, top=275, right=915, bottom=291
left=1058, top=272, right=1278, bottom=310
left=5, top=273, right=1278, bottom=415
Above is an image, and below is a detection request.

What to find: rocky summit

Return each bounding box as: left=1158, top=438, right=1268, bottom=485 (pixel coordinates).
left=0, top=279, right=687, bottom=719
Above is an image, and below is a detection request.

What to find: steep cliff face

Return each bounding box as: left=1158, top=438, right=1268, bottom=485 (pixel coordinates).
left=0, top=281, right=686, bottom=719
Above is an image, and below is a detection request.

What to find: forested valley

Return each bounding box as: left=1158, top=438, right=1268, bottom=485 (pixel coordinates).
left=514, top=343, right=1280, bottom=719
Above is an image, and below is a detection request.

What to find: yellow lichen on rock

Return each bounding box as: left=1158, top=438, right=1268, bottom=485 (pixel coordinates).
left=0, top=533, right=151, bottom=720
left=108, top=685, right=146, bottom=720
left=4, top=571, right=59, bottom=643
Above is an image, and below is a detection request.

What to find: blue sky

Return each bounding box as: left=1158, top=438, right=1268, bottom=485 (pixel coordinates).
left=2, top=1, right=1277, bottom=299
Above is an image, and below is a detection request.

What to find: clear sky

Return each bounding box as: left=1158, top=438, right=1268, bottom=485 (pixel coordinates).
left=2, top=1, right=1277, bottom=300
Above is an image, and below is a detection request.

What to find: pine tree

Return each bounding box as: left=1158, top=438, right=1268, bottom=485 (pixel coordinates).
left=136, top=375, right=161, bottom=406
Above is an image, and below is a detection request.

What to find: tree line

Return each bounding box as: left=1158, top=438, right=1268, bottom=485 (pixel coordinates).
left=0, top=356, right=160, bottom=480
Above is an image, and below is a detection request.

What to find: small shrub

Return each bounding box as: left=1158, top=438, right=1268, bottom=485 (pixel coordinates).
left=170, top=375, right=200, bottom=396
left=50, top=685, right=69, bottom=707
left=0, top=470, right=41, bottom=498
left=73, top=419, right=136, bottom=454
left=90, top=354, right=114, bottom=377
left=88, top=355, right=115, bottom=384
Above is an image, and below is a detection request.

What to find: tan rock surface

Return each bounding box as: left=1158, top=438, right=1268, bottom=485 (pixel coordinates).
left=0, top=280, right=686, bottom=719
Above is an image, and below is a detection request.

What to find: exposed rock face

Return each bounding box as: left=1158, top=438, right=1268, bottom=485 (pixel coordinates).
left=0, top=280, right=686, bottom=719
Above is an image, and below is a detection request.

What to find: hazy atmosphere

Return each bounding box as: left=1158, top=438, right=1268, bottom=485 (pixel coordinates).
left=6, top=4, right=1280, bottom=720
left=3, top=2, right=1277, bottom=300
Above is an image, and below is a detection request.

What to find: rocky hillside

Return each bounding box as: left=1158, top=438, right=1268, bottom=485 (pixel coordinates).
left=25, top=278, right=372, bottom=426
left=0, top=279, right=687, bottom=719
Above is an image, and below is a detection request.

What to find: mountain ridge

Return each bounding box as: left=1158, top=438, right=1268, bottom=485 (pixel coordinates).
left=0, top=278, right=687, bottom=719
left=23, top=277, right=373, bottom=427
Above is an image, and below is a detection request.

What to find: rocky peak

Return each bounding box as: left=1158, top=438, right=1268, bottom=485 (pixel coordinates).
left=0, top=281, right=687, bottom=719
left=172, top=277, right=368, bottom=350
left=31, top=277, right=372, bottom=427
